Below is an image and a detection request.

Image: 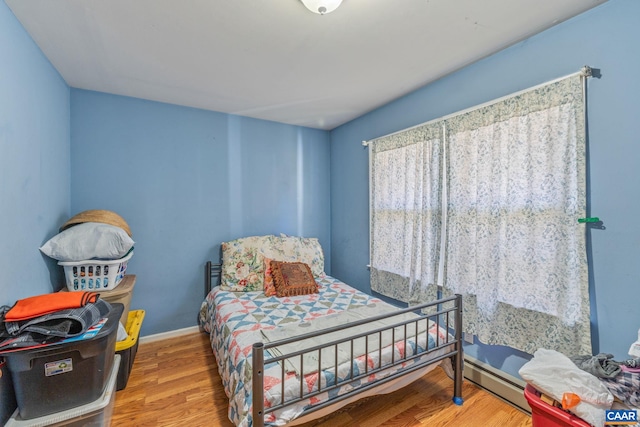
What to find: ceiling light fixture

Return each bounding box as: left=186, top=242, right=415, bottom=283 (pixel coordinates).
left=300, top=0, right=343, bottom=15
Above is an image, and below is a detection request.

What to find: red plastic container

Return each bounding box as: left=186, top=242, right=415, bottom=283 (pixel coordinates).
left=524, top=385, right=591, bottom=427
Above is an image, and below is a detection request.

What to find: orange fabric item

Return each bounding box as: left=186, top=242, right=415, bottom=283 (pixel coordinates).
left=4, top=292, right=99, bottom=322
left=562, top=392, right=582, bottom=410
left=263, top=257, right=277, bottom=297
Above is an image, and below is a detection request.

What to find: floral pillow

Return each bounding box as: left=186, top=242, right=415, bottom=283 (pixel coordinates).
left=220, top=234, right=326, bottom=292
left=260, top=235, right=325, bottom=278
left=220, top=236, right=273, bottom=291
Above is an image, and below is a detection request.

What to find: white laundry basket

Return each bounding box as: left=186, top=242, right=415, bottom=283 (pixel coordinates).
left=59, top=251, right=133, bottom=291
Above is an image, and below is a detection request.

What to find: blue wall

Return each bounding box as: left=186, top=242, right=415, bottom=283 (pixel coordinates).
left=70, top=90, right=331, bottom=336
left=330, top=0, right=640, bottom=376
left=3, top=0, right=636, bottom=371
left=0, top=1, right=70, bottom=305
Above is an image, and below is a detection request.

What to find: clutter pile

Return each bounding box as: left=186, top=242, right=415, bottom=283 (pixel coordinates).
left=0, top=292, right=122, bottom=425
left=0, top=292, right=111, bottom=351
left=520, top=332, right=640, bottom=427
left=0, top=209, right=144, bottom=426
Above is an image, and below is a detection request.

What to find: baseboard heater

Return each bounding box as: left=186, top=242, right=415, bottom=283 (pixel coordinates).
left=463, top=355, right=531, bottom=414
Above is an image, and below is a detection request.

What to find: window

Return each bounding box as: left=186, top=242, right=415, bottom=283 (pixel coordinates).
left=369, top=72, right=591, bottom=356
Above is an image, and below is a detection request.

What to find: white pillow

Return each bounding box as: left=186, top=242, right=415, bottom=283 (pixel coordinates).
left=40, top=222, right=135, bottom=261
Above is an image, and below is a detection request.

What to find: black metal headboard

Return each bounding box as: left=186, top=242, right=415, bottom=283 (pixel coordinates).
left=204, top=261, right=222, bottom=298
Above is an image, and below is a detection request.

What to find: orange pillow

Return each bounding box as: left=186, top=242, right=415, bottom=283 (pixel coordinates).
left=263, top=257, right=277, bottom=297
left=270, top=261, right=318, bottom=298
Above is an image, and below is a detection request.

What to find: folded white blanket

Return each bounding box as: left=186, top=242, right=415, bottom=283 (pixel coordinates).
left=519, top=348, right=613, bottom=427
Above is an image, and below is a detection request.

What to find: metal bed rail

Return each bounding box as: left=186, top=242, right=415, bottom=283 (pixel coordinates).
left=252, top=293, right=464, bottom=427
left=205, top=260, right=222, bottom=298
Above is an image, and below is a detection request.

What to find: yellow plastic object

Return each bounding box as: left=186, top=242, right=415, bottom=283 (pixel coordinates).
left=116, top=310, right=145, bottom=352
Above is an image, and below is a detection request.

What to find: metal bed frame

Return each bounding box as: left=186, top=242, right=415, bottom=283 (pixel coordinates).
left=205, top=261, right=464, bottom=427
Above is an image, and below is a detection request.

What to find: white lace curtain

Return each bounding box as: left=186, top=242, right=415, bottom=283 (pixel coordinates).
left=370, top=73, right=591, bottom=356
left=370, top=123, right=443, bottom=304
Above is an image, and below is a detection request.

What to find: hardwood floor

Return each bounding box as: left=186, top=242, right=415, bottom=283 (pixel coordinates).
left=112, top=332, right=532, bottom=427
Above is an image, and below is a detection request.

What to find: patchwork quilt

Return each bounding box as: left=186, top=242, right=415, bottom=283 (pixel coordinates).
left=199, top=275, right=452, bottom=427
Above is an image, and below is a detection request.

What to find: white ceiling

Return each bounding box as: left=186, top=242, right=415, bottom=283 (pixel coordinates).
left=6, top=0, right=607, bottom=130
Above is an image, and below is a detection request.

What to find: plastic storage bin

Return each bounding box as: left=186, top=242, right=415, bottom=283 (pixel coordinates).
left=1, top=359, right=18, bottom=426
left=5, top=355, right=121, bottom=427
left=524, top=384, right=591, bottom=427
left=115, top=309, right=145, bottom=391
left=59, top=251, right=133, bottom=291
left=2, top=304, right=123, bottom=420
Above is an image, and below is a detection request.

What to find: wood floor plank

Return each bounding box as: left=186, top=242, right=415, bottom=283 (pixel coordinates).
left=112, top=331, right=532, bottom=426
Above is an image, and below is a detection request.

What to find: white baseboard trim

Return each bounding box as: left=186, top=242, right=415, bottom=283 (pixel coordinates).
left=139, top=325, right=201, bottom=344
left=464, top=355, right=531, bottom=413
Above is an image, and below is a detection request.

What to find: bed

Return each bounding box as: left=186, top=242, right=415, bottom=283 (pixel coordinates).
left=198, top=235, right=463, bottom=427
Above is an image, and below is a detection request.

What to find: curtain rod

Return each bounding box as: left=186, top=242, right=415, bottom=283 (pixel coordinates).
left=362, top=66, right=593, bottom=147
